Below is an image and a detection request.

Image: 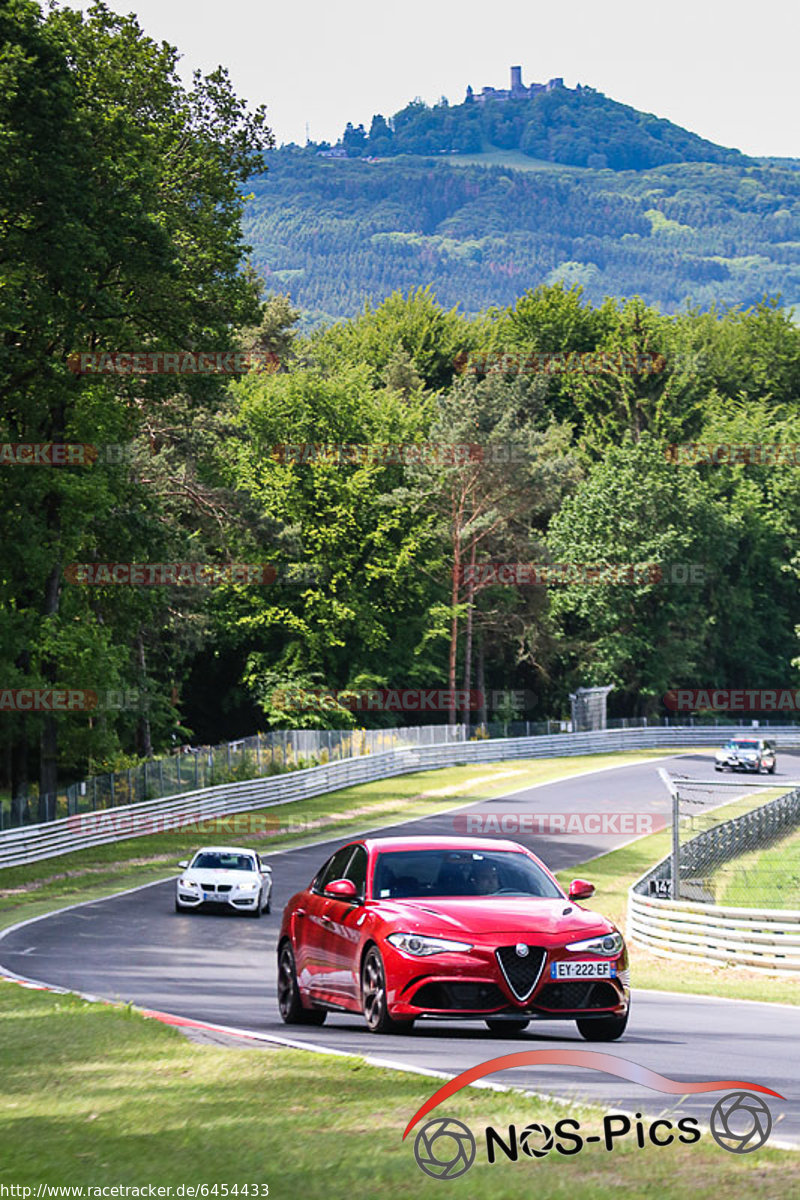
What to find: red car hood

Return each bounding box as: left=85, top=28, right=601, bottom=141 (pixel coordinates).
left=370, top=896, right=612, bottom=938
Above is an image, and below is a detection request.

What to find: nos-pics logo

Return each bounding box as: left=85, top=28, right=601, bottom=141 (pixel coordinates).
left=404, top=1051, right=782, bottom=1179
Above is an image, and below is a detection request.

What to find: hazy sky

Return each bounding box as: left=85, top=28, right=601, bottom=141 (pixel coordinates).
left=72, top=0, right=799, bottom=158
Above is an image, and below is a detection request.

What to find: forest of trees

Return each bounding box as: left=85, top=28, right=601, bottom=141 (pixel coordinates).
left=2, top=2, right=800, bottom=810
left=334, top=86, right=751, bottom=170
left=243, top=149, right=800, bottom=325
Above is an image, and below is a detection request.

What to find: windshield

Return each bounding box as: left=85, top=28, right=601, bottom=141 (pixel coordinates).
left=191, top=852, right=256, bottom=872
left=727, top=741, right=759, bottom=750
left=372, top=849, right=562, bottom=900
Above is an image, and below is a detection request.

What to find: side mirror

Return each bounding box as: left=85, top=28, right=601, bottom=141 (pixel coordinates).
left=569, top=878, right=595, bottom=901
left=178, top=860, right=189, bottom=869
left=324, top=878, right=359, bottom=900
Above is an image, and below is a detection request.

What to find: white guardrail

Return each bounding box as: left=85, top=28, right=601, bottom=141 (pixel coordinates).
left=627, top=891, right=800, bottom=974
left=3, top=723, right=800, bottom=872
left=628, top=774, right=800, bottom=974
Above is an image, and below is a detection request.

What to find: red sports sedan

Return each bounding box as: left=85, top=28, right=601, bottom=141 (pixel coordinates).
left=277, top=836, right=630, bottom=1038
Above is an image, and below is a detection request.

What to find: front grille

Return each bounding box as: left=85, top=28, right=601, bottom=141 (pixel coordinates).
left=200, top=882, right=216, bottom=891
left=495, top=945, right=546, bottom=1001
left=412, top=982, right=507, bottom=1011
left=536, top=981, right=619, bottom=1011
left=217, top=884, right=232, bottom=893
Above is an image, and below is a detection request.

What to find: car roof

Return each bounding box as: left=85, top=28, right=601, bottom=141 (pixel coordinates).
left=190, top=846, right=259, bottom=856
left=361, top=835, right=527, bottom=853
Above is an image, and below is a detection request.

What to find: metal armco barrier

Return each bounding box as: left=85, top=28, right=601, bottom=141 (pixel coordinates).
left=629, top=784, right=800, bottom=973
left=4, top=724, right=800, bottom=871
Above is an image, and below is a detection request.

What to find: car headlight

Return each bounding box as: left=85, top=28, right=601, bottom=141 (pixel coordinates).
left=178, top=878, right=197, bottom=889
left=386, top=932, right=473, bottom=956
left=237, top=879, right=260, bottom=891
left=566, top=932, right=624, bottom=956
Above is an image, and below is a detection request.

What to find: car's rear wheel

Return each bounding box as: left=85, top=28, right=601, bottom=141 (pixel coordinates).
left=361, top=946, right=413, bottom=1034
left=277, top=942, right=326, bottom=1025
left=576, top=1009, right=629, bottom=1041
left=485, top=1019, right=529, bottom=1035
left=768, top=763, right=776, bottom=774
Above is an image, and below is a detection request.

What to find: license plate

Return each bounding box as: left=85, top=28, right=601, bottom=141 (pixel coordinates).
left=551, top=961, right=616, bottom=979
left=204, top=892, right=226, bottom=902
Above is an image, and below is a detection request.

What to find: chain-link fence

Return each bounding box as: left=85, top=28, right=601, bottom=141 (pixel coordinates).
left=647, top=771, right=800, bottom=909
left=0, top=724, right=469, bottom=830
left=6, top=714, right=800, bottom=833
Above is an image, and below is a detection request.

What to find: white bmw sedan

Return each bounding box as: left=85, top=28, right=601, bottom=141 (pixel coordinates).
left=175, top=846, right=273, bottom=917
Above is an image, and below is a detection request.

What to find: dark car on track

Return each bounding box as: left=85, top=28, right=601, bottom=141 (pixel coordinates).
left=277, top=835, right=630, bottom=1038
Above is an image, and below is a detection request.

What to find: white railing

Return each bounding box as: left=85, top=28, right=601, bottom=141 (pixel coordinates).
left=627, top=892, right=800, bottom=973
left=5, top=724, right=800, bottom=870
left=628, top=781, right=800, bottom=973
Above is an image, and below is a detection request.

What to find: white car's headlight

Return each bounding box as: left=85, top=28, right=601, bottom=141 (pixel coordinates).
left=178, top=878, right=198, bottom=889
left=237, top=879, right=260, bottom=891
left=386, top=933, right=473, bottom=956
left=566, top=932, right=624, bottom=956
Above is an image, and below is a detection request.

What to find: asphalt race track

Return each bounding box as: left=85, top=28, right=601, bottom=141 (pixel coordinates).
left=3, top=750, right=800, bottom=1145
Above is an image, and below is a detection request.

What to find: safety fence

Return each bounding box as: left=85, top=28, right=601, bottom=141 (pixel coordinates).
left=6, top=715, right=799, bottom=831
left=628, top=784, right=800, bottom=972
left=4, top=723, right=800, bottom=870
left=0, top=724, right=469, bottom=829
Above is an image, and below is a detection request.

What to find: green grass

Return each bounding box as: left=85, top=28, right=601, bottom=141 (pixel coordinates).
left=0, top=981, right=797, bottom=1194
left=428, top=147, right=590, bottom=174
left=711, top=826, right=800, bottom=910
left=556, top=786, right=800, bottom=1005
left=0, top=749, right=678, bottom=932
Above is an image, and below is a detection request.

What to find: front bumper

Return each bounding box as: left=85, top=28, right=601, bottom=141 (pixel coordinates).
left=385, top=944, right=630, bottom=1021
left=176, top=887, right=261, bottom=911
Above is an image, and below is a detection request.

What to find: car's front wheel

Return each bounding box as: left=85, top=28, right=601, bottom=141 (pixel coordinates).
left=277, top=942, right=326, bottom=1025
left=250, top=889, right=263, bottom=918
left=485, top=1019, right=529, bottom=1035
left=361, top=946, right=413, bottom=1035
left=576, top=1009, right=629, bottom=1041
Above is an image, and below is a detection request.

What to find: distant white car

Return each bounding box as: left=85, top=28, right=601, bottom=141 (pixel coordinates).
left=714, top=738, right=776, bottom=774
left=175, top=845, right=273, bottom=917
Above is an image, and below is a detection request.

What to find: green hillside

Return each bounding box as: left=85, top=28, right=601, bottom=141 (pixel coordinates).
left=338, top=85, right=752, bottom=171
left=243, top=148, right=800, bottom=323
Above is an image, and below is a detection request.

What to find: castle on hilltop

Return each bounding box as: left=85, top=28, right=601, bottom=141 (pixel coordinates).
left=468, top=66, right=565, bottom=104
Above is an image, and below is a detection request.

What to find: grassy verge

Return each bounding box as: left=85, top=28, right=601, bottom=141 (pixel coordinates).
left=556, top=787, right=800, bottom=1005
left=0, top=749, right=680, bottom=933
left=712, top=826, right=800, bottom=909
left=0, top=981, right=796, bottom=1194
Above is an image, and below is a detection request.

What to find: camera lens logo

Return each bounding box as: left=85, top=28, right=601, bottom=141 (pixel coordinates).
left=519, top=1122, right=554, bottom=1158
left=414, top=1117, right=476, bottom=1179
left=710, top=1091, right=772, bottom=1153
